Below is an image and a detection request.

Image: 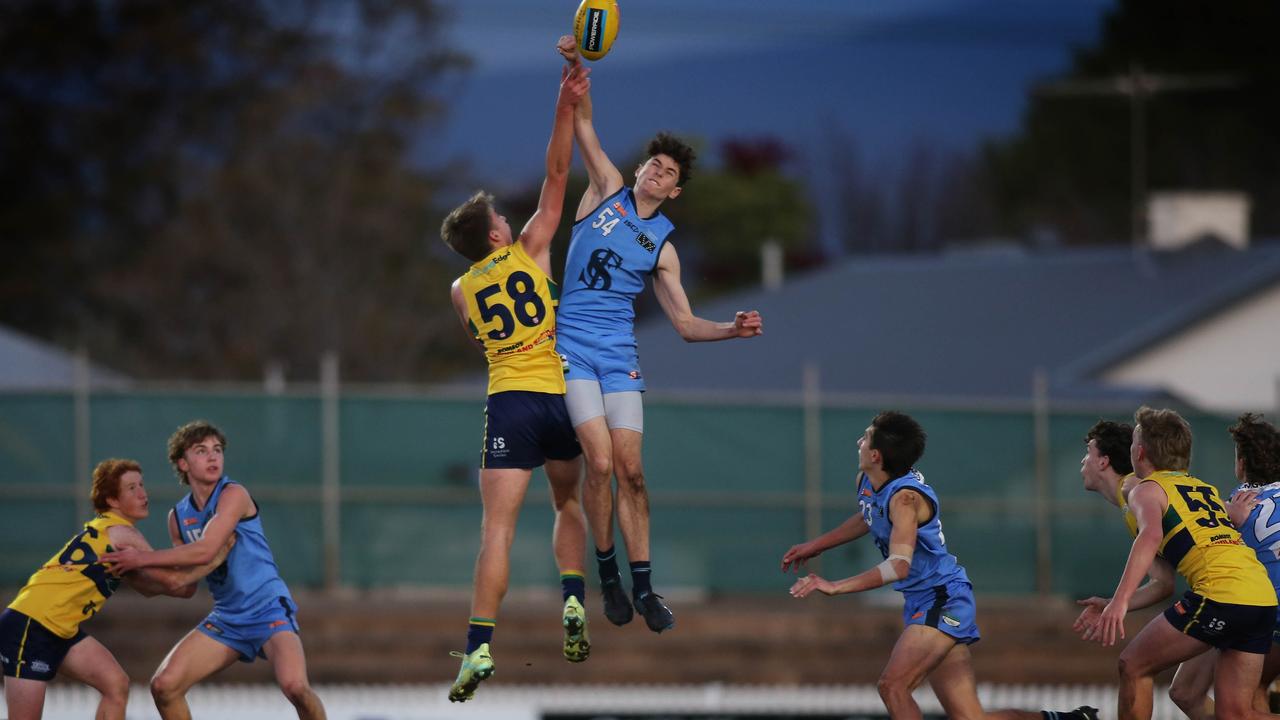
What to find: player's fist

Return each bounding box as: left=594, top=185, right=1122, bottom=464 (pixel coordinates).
left=558, top=64, right=590, bottom=107
left=556, top=34, right=580, bottom=65
left=734, top=310, right=763, bottom=338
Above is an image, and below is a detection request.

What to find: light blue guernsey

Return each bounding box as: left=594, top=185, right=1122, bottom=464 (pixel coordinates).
left=1235, top=481, right=1280, bottom=592
left=857, top=469, right=971, bottom=593
left=558, top=187, right=674, bottom=337
left=174, top=476, right=292, bottom=623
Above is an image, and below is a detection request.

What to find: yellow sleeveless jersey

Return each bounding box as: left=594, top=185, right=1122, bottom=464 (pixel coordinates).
left=458, top=241, right=565, bottom=395
left=1132, top=471, right=1275, bottom=606
left=7, top=512, right=131, bottom=638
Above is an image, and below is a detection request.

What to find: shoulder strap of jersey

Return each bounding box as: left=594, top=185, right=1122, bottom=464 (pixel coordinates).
left=572, top=186, right=629, bottom=228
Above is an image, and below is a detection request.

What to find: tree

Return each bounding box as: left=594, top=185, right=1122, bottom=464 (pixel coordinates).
left=0, top=0, right=472, bottom=381
left=983, top=0, right=1280, bottom=245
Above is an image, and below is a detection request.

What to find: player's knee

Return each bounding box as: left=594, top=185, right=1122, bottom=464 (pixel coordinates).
left=1167, top=682, right=1200, bottom=712
left=585, top=454, right=612, bottom=481
left=876, top=674, right=909, bottom=703
left=279, top=676, right=314, bottom=706
left=615, top=462, right=645, bottom=491
left=100, top=669, right=130, bottom=705
left=150, top=670, right=182, bottom=704
left=1116, top=652, right=1146, bottom=682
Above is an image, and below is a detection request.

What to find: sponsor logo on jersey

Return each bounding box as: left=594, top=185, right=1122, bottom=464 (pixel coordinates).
left=579, top=248, right=623, bottom=291
left=628, top=370, right=642, bottom=380
left=612, top=201, right=628, bottom=217
left=204, top=622, right=223, bottom=634
left=910, top=611, right=924, bottom=620
left=30, top=660, right=51, bottom=674
left=468, top=249, right=512, bottom=278
left=635, top=232, right=656, bottom=253
left=269, top=619, right=288, bottom=629
left=941, top=614, right=961, bottom=628
left=183, top=517, right=200, bottom=526
left=1173, top=601, right=1187, bottom=615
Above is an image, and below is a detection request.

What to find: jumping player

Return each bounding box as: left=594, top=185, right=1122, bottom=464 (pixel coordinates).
left=437, top=61, right=592, bottom=702
left=101, top=421, right=326, bottom=720
left=784, top=411, right=1096, bottom=720
left=2, top=458, right=230, bottom=720
left=556, top=35, right=763, bottom=633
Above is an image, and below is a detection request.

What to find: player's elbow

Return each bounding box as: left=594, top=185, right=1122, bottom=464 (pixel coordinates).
left=168, top=582, right=197, bottom=599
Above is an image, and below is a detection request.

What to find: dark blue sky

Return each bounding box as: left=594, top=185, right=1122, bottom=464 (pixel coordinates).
left=425, top=0, right=1114, bottom=249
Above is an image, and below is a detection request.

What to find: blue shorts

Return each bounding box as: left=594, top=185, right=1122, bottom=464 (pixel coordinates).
left=0, top=608, right=86, bottom=681
left=197, top=596, right=300, bottom=663
left=558, top=331, right=646, bottom=394
left=902, top=580, right=981, bottom=645
left=483, top=391, right=582, bottom=469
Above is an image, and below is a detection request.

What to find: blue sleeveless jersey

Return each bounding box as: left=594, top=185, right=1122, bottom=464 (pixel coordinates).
left=857, top=469, right=970, bottom=593
left=1235, top=481, right=1280, bottom=593
left=174, top=476, right=292, bottom=624
left=558, top=187, right=674, bottom=338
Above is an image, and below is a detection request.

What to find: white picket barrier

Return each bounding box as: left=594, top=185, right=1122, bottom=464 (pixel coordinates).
left=30, top=682, right=1185, bottom=720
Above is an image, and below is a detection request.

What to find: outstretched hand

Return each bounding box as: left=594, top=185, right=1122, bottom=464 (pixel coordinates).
left=733, top=310, right=763, bottom=338
left=1072, top=596, right=1107, bottom=641
left=789, top=573, right=836, bottom=598
left=781, top=541, right=819, bottom=573
left=558, top=62, right=591, bottom=107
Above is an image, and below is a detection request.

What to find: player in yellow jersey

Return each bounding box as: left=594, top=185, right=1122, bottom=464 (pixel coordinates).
left=1080, top=407, right=1277, bottom=720
left=1, top=459, right=230, bottom=720
left=438, top=60, right=591, bottom=703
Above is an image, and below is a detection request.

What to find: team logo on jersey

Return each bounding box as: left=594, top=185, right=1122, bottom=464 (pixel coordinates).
left=635, top=233, right=656, bottom=253
left=580, top=248, right=623, bottom=290
left=628, top=370, right=642, bottom=380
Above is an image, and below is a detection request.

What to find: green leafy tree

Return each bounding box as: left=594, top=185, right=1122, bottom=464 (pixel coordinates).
left=0, top=0, right=472, bottom=381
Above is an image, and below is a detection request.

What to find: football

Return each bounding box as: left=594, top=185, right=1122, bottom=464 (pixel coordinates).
left=574, top=0, right=619, bottom=61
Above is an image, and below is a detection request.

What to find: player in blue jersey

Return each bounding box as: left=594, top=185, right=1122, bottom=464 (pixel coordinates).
left=101, top=421, right=326, bottom=720
left=1161, top=413, right=1280, bottom=720
left=556, top=36, right=763, bottom=633
left=784, top=411, right=1096, bottom=720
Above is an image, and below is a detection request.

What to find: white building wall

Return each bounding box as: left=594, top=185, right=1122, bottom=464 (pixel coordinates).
left=1103, top=282, right=1280, bottom=413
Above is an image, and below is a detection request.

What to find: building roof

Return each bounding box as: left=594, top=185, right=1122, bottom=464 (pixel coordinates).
left=630, top=240, right=1280, bottom=404
left=0, top=325, right=129, bottom=390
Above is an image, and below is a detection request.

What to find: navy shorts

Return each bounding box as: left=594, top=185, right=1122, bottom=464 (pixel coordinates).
left=197, top=596, right=300, bottom=663
left=0, top=608, right=86, bottom=681
left=483, top=391, right=582, bottom=469
left=901, top=579, right=981, bottom=645
left=1164, top=591, right=1275, bottom=654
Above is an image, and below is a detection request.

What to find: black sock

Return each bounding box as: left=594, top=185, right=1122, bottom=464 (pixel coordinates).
left=596, top=546, right=620, bottom=582
left=465, top=618, right=494, bottom=654
left=630, top=560, right=652, bottom=598
left=561, top=572, right=586, bottom=602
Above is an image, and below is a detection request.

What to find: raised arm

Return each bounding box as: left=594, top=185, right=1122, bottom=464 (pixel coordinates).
left=652, top=243, right=763, bottom=342
left=556, top=35, right=624, bottom=220
left=102, top=484, right=252, bottom=573
left=106, top=514, right=232, bottom=598
left=517, top=62, right=591, bottom=271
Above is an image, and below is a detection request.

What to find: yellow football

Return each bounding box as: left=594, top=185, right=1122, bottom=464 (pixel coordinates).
left=574, top=0, right=619, bottom=61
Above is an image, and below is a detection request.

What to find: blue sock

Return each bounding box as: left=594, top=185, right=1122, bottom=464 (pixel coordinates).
left=465, top=618, right=494, bottom=654
left=596, top=546, right=620, bottom=582
left=630, top=560, right=652, bottom=598
left=561, top=571, right=586, bottom=602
